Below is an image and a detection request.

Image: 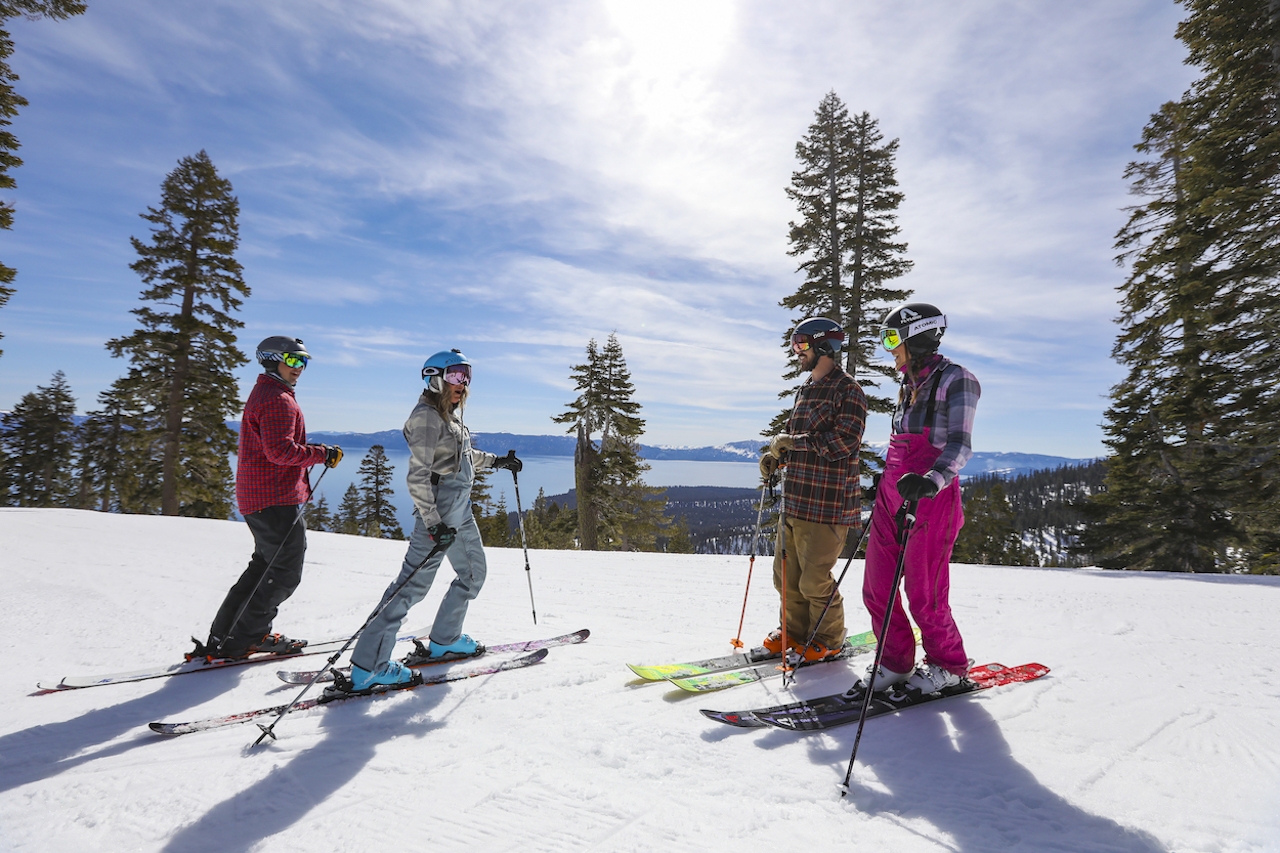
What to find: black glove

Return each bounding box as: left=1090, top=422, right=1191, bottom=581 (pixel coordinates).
left=324, top=445, right=344, bottom=468
left=428, top=523, right=457, bottom=549
left=897, top=472, right=939, bottom=502
left=493, top=450, right=523, bottom=473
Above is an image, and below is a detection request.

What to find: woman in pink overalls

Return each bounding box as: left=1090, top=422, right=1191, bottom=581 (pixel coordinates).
left=857, top=303, right=981, bottom=695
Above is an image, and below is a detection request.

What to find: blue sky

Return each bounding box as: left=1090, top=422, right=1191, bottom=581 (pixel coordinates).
left=0, top=1, right=1194, bottom=457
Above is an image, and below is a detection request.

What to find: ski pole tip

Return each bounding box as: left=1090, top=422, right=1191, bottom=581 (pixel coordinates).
left=252, top=723, right=277, bottom=747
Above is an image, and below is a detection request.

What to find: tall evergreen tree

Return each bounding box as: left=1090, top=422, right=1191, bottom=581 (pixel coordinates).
left=355, top=444, right=403, bottom=539
left=470, top=466, right=511, bottom=547
left=0, top=370, right=77, bottom=505
left=0, top=0, right=86, bottom=357
left=105, top=150, right=248, bottom=518
left=304, top=493, right=334, bottom=533
left=1084, top=1, right=1280, bottom=573
left=337, top=483, right=362, bottom=535
left=772, top=92, right=912, bottom=436
left=952, top=480, right=1028, bottom=566
left=552, top=333, right=655, bottom=550
left=74, top=383, right=151, bottom=512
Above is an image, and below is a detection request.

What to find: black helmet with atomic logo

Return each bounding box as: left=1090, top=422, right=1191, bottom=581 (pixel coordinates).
left=791, top=317, right=846, bottom=359
left=879, top=303, right=946, bottom=356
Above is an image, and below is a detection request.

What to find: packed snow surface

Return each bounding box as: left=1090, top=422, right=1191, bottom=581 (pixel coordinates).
left=1, top=508, right=1277, bottom=853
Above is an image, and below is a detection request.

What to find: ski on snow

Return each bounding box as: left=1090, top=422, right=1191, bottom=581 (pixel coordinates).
left=149, top=648, right=550, bottom=736
left=275, top=628, right=591, bottom=684
left=701, top=662, right=1050, bottom=729
left=35, top=626, right=432, bottom=693
left=627, top=630, right=879, bottom=682
left=664, top=628, right=922, bottom=693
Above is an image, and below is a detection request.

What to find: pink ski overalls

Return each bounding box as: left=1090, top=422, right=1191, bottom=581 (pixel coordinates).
left=862, top=367, right=971, bottom=676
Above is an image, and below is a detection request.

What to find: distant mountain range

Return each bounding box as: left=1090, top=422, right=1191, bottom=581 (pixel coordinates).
left=301, top=428, right=1096, bottom=479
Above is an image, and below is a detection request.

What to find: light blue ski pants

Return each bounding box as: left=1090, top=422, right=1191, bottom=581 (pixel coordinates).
left=350, top=468, right=487, bottom=672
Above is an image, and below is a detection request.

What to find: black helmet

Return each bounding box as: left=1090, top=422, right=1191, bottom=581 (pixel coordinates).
left=880, top=303, right=946, bottom=356
left=791, top=317, right=846, bottom=359
left=256, top=336, right=310, bottom=371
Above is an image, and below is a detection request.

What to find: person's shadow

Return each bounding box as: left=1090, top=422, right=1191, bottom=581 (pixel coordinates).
left=160, top=683, right=446, bottom=853
left=780, top=699, right=1169, bottom=852
left=0, top=674, right=233, bottom=794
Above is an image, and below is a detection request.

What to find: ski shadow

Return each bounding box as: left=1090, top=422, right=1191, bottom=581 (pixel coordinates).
left=0, top=672, right=237, bottom=794
left=804, top=700, right=1169, bottom=852
left=159, top=686, right=445, bottom=853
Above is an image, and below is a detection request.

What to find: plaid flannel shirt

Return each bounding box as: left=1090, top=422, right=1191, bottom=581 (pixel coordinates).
left=781, top=367, right=867, bottom=527
left=235, top=373, right=327, bottom=516
left=892, top=354, right=981, bottom=490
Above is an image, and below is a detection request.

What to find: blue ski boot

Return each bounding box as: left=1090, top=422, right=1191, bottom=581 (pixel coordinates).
left=426, top=633, right=483, bottom=660
left=349, top=660, right=416, bottom=691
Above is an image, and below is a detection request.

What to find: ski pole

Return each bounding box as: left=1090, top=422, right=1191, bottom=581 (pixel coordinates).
left=840, top=498, right=918, bottom=797
left=777, top=507, right=795, bottom=679
left=213, top=464, right=330, bottom=657
left=251, top=535, right=450, bottom=746
left=784, top=518, right=873, bottom=688
left=730, top=481, right=772, bottom=650
left=508, top=453, right=538, bottom=625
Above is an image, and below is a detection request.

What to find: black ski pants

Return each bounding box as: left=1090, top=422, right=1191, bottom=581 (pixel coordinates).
left=207, top=504, right=307, bottom=656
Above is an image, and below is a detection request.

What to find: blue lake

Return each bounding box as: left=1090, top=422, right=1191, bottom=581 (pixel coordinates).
left=299, top=450, right=760, bottom=533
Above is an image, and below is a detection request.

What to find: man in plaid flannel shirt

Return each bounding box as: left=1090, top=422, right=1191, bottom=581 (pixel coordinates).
left=758, top=317, right=867, bottom=662
left=194, top=336, right=342, bottom=661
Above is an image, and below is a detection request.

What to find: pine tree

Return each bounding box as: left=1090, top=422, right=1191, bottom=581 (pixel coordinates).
left=337, top=483, right=362, bottom=535
left=0, top=370, right=77, bottom=506
left=520, top=488, right=578, bottom=549
left=0, top=1, right=86, bottom=357
left=553, top=333, right=658, bottom=550
left=304, top=493, right=334, bottom=532
left=952, top=479, right=1027, bottom=566
left=104, top=151, right=247, bottom=519
left=663, top=516, right=696, bottom=554
left=74, top=383, right=151, bottom=512
left=772, top=92, right=912, bottom=438
left=470, top=465, right=510, bottom=547
left=355, top=444, right=403, bottom=539
left=1083, top=1, right=1280, bottom=572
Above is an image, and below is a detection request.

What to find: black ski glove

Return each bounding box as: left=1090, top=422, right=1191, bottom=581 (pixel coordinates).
left=324, top=445, right=344, bottom=468
left=428, top=523, right=457, bottom=549
left=897, top=472, right=939, bottom=502
left=492, top=450, right=523, bottom=473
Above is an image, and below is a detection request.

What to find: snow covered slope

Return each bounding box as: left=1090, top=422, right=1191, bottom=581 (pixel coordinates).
left=1, top=508, right=1277, bottom=853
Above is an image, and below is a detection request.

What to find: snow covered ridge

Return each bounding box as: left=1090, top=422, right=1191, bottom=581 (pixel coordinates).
left=2, top=507, right=1277, bottom=852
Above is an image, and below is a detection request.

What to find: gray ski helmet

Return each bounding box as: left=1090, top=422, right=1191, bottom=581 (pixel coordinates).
left=791, top=317, right=846, bottom=358
left=422, top=348, right=472, bottom=393
left=880, top=303, right=946, bottom=355
left=256, top=336, right=310, bottom=370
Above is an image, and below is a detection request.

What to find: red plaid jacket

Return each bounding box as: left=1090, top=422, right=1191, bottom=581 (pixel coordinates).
left=781, top=367, right=867, bottom=527
left=235, top=374, right=327, bottom=516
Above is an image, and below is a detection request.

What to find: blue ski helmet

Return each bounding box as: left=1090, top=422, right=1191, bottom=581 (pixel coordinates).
left=422, top=349, right=472, bottom=393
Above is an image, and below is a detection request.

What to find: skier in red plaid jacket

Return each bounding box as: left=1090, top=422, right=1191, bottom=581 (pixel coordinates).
left=193, top=336, right=342, bottom=661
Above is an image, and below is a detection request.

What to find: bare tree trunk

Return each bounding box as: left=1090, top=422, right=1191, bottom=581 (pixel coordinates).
left=574, top=424, right=599, bottom=550
left=161, top=272, right=197, bottom=515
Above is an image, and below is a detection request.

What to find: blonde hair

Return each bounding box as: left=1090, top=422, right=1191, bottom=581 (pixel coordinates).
left=425, top=384, right=468, bottom=422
